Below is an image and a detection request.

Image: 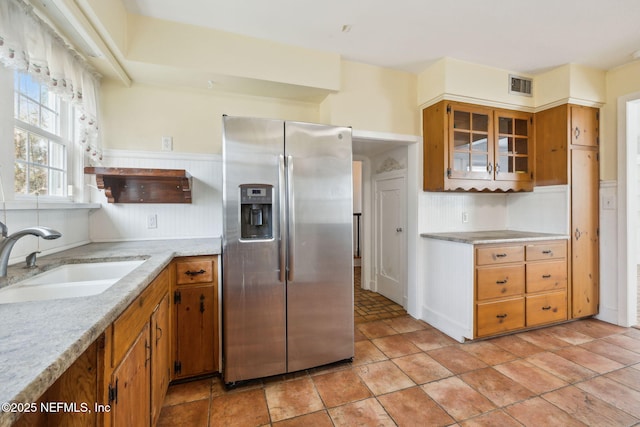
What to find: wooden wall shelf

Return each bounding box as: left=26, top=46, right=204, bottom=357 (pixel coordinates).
left=84, top=167, right=192, bottom=203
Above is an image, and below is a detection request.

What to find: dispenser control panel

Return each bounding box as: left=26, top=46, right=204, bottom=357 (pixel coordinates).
left=239, top=184, right=273, bottom=240
left=242, top=187, right=268, bottom=200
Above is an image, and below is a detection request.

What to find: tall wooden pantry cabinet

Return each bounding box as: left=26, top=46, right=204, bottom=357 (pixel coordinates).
left=535, top=104, right=599, bottom=318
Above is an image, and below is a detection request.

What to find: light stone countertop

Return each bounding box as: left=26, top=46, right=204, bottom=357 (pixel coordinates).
left=0, top=238, right=221, bottom=427
left=420, top=230, right=569, bottom=244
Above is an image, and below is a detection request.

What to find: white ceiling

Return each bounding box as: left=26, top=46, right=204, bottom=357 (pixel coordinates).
left=121, top=0, right=640, bottom=74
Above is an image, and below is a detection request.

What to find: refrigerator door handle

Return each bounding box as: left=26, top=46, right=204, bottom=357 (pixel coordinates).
left=279, top=154, right=286, bottom=283
left=287, top=155, right=295, bottom=282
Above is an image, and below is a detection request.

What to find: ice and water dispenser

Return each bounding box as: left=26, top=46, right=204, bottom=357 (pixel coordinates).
left=240, top=184, right=273, bottom=240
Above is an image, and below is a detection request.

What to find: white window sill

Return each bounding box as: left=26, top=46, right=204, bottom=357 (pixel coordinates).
left=1, top=200, right=101, bottom=210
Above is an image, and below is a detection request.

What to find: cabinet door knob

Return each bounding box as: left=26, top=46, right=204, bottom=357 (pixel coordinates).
left=574, top=127, right=581, bottom=139
left=396, top=227, right=403, bottom=232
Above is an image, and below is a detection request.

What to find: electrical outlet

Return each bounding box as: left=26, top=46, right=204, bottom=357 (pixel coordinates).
left=462, top=212, right=469, bottom=223
left=147, top=214, right=157, bottom=229
left=161, top=136, right=173, bottom=151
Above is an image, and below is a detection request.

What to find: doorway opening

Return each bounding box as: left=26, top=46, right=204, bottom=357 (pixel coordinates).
left=632, top=100, right=640, bottom=326
left=353, top=159, right=406, bottom=322
left=351, top=130, right=420, bottom=318
left=619, top=95, right=640, bottom=327
left=353, top=161, right=363, bottom=268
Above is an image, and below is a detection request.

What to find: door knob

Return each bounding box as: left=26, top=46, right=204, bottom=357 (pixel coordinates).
left=396, top=227, right=403, bottom=232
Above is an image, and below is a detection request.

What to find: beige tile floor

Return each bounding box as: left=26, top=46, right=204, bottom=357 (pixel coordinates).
left=158, top=270, right=640, bottom=426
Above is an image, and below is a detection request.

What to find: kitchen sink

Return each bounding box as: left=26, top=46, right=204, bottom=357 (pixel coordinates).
left=0, top=260, right=146, bottom=304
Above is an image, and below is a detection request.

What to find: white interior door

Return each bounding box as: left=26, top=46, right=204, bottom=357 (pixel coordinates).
left=374, top=174, right=406, bottom=305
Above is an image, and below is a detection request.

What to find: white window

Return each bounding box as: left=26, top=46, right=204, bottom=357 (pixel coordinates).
left=13, top=71, right=73, bottom=198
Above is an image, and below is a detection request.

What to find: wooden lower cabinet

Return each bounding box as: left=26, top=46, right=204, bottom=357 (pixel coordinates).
left=14, top=340, right=102, bottom=427
left=477, top=298, right=525, bottom=337
left=13, top=255, right=219, bottom=427
left=105, top=268, right=170, bottom=427
left=151, top=293, right=170, bottom=426
left=110, top=322, right=151, bottom=427
left=526, top=291, right=568, bottom=326
left=171, top=256, right=219, bottom=380
left=475, top=240, right=568, bottom=338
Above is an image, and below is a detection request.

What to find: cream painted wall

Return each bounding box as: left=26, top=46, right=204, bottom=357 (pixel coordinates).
left=418, top=57, right=535, bottom=110
left=602, top=61, right=640, bottom=180
left=535, top=64, right=605, bottom=109
left=319, top=61, right=419, bottom=135
left=126, top=14, right=341, bottom=92
left=83, top=0, right=129, bottom=54
left=419, top=59, right=606, bottom=115
left=100, top=80, right=320, bottom=153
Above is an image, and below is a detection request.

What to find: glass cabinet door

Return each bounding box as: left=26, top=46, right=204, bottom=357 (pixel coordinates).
left=448, top=105, right=493, bottom=180
left=494, top=110, right=532, bottom=182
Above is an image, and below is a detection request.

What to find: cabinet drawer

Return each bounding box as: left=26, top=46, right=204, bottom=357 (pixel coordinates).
left=112, top=269, right=169, bottom=366
left=476, top=298, right=525, bottom=337
left=525, top=241, right=567, bottom=261
left=476, top=265, right=525, bottom=300
left=476, top=245, right=524, bottom=266
left=526, top=291, right=567, bottom=326
left=176, top=258, right=214, bottom=285
left=526, top=261, right=567, bottom=293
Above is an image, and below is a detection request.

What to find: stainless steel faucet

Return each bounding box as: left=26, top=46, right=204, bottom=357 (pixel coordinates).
left=0, top=222, right=62, bottom=277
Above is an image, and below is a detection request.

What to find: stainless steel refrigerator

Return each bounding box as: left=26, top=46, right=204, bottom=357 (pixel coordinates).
left=222, top=115, right=354, bottom=384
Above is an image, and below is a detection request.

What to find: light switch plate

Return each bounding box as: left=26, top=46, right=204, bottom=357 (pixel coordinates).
left=602, top=194, right=616, bottom=210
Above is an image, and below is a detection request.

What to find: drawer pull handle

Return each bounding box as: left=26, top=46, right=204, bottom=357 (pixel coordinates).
left=542, top=250, right=553, bottom=255
left=496, top=278, right=509, bottom=285
left=495, top=253, right=508, bottom=258
left=185, top=269, right=206, bottom=276
left=542, top=274, right=552, bottom=279
left=496, top=314, right=508, bottom=319
left=542, top=306, right=552, bottom=311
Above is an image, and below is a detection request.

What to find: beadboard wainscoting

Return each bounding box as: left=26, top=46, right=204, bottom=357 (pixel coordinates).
left=506, top=185, right=569, bottom=234
left=418, top=192, right=508, bottom=233
left=598, top=180, right=619, bottom=325
left=418, top=186, right=569, bottom=235
left=87, top=150, right=222, bottom=242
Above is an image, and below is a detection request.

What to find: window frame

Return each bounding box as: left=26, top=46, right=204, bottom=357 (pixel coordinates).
left=13, top=71, right=75, bottom=201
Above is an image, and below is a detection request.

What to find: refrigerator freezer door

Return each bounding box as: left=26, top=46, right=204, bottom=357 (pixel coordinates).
left=222, top=116, right=286, bottom=383
left=285, top=121, right=354, bottom=372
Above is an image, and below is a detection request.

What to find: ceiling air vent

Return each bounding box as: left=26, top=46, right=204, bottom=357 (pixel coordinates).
left=509, top=75, right=532, bottom=96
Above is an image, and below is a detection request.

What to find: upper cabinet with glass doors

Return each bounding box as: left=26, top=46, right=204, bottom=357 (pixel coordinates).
left=423, top=101, right=533, bottom=192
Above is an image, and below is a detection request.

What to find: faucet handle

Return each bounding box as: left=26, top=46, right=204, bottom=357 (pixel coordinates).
left=25, top=251, right=41, bottom=269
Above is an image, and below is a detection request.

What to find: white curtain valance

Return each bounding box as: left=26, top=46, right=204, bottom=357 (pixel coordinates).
left=0, top=0, right=102, bottom=161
